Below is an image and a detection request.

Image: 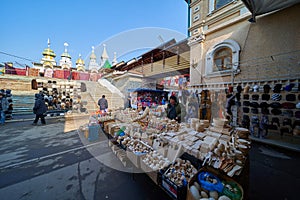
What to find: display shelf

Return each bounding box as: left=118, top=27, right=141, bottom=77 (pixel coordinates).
left=241, top=86, right=300, bottom=137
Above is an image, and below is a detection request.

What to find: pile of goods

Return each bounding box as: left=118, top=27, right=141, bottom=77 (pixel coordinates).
left=209, top=118, right=232, bottom=135
left=132, top=106, right=150, bottom=122
left=189, top=118, right=210, bottom=132
left=98, top=115, right=114, bottom=122
left=163, top=158, right=198, bottom=187
left=118, top=136, right=152, bottom=154
left=202, top=127, right=251, bottom=177
left=189, top=169, right=243, bottom=200
left=142, top=151, right=171, bottom=171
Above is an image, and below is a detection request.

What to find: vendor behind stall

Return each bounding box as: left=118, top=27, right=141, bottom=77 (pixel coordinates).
left=166, top=95, right=181, bottom=123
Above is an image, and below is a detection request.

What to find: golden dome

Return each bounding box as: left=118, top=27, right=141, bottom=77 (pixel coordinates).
left=61, top=52, right=71, bottom=59
left=42, top=48, right=56, bottom=58
left=76, top=54, right=85, bottom=65
left=76, top=58, right=84, bottom=65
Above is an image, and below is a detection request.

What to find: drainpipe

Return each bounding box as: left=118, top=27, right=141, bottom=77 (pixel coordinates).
left=187, top=0, right=191, bottom=37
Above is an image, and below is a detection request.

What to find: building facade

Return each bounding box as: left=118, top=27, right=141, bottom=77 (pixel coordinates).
left=186, top=0, right=300, bottom=141
left=187, top=0, right=300, bottom=87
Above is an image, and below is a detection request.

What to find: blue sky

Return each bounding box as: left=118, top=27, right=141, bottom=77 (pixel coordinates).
left=0, top=0, right=188, bottom=67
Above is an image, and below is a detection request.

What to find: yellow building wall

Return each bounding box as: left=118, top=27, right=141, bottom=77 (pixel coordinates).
left=189, top=3, right=300, bottom=86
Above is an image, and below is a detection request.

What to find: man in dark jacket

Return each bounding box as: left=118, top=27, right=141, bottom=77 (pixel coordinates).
left=0, top=91, right=9, bottom=126
left=98, top=95, right=108, bottom=112
left=32, top=93, right=47, bottom=125
left=166, top=95, right=182, bottom=123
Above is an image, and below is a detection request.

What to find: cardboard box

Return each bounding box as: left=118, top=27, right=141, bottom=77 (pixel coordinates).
left=126, top=150, right=146, bottom=168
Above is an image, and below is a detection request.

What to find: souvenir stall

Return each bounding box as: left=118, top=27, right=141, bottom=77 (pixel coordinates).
left=240, top=81, right=300, bottom=138
left=128, top=88, right=169, bottom=109
left=90, top=104, right=251, bottom=200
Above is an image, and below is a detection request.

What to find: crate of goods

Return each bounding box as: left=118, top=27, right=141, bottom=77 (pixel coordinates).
left=126, top=140, right=152, bottom=168
left=187, top=166, right=244, bottom=200
left=104, top=121, right=115, bottom=133
left=126, top=150, right=146, bottom=168
left=140, top=151, right=171, bottom=184
left=108, top=124, right=120, bottom=136
left=86, top=124, right=100, bottom=142
left=158, top=158, right=198, bottom=200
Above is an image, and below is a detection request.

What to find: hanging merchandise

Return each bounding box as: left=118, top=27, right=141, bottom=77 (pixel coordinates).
left=282, top=110, right=293, bottom=117
left=286, top=94, right=296, bottom=101
left=271, top=93, right=282, bottom=101
left=251, top=108, right=259, bottom=114
left=295, top=111, right=300, bottom=118
left=283, top=118, right=292, bottom=127
left=252, top=94, right=259, bottom=101
left=273, top=84, right=282, bottom=93
left=270, top=102, right=282, bottom=109
left=178, top=77, right=183, bottom=85
left=243, top=101, right=250, bottom=106
left=263, top=84, right=271, bottom=93
left=237, top=85, right=243, bottom=93
left=281, top=102, right=296, bottom=109
left=243, top=85, right=250, bottom=93
left=261, top=107, right=270, bottom=115
left=228, top=86, right=233, bottom=93
left=170, top=78, right=175, bottom=86
left=242, top=115, right=250, bottom=129
left=252, top=85, right=259, bottom=92
left=271, top=109, right=282, bottom=115
left=284, top=83, right=295, bottom=91
left=243, top=107, right=250, bottom=113
left=249, top=102, right=259, bottom=108
left=259, top=102, right=270, bottom=108
left=262, top=94, right=270, bottom=101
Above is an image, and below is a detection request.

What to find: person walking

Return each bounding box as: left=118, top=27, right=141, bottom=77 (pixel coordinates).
left=98, top=95, right=108, bottom=113
left=166, top=95, right=182, bottom=123
left=32, top=93, right=47, bottom=125
left=0, top=91, right=9, bottom=126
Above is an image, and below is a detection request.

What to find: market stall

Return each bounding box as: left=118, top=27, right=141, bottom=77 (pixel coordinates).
left=128, top=88, right=169, bottom=109
left=85, top=104, right=251, bottom=200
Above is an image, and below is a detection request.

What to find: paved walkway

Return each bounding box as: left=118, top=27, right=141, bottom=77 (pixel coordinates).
left=0, top=117, right=171, bottom=200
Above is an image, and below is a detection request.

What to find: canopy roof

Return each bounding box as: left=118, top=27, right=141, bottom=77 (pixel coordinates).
left=241, top=0, right=300, bottom=21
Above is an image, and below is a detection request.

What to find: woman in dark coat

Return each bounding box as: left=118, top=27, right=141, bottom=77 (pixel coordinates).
left=32, top=93, right=47, bottom=125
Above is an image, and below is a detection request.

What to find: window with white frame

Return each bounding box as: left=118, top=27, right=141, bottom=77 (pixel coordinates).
left=209, top=0, right=233, bottom=14
left=213, top=47, right=232, bottom=71
left=193, top=14, right=200, bottom=22
left=205, top=39, right=240, bottom=76
left=194, top=5, right=200, bottom=13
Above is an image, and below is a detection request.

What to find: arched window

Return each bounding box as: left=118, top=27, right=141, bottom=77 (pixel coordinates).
left=213, top=47, right=232, bottom=72
left=205, top=39, right=240, bottom=76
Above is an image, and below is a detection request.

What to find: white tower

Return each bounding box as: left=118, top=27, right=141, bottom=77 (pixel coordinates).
left=112, top=52, right=118, bottom=66
left=100, top=44, right=109, bottom=67
left=88, top=46, right=99, bottom=72
left=59, top=42, right=72, bottom=70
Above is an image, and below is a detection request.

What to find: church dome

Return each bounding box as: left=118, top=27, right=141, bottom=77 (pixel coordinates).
left=76, top=54, right=85, bottom=65
left=42, top=47, right=56, bottom=58
left=90, top=52, right=97, bottom=60
left=61, top=52, right=71, bottom=59
left=76, top=58, right=85, bottom=65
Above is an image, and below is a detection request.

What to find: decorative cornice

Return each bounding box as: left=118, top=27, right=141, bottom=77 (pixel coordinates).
left=188, top=33, right=205, bottom=46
